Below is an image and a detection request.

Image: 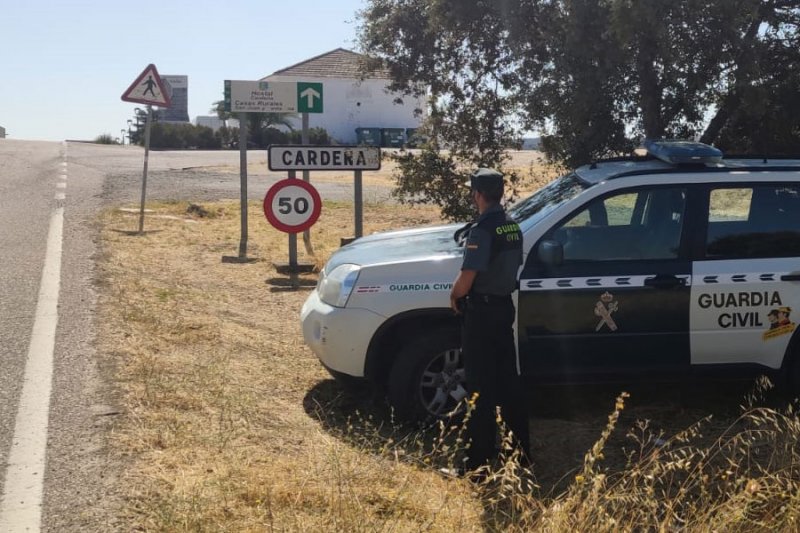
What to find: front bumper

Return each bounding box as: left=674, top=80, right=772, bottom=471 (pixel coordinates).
left=300, top=290, right=387, bottom=377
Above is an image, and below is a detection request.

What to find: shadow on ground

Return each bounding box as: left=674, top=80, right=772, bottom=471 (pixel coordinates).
left=303, top=376, right=789, bottom=495
left=265, top=276, right=317, bottom=292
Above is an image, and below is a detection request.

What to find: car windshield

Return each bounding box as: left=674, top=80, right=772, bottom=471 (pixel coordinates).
left=507, top=173, right=589, bottom=231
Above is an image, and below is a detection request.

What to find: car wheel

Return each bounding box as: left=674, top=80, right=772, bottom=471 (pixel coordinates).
left=788, top=352, right=800, bottom=399
left=387, top=329, right=468, bottom=422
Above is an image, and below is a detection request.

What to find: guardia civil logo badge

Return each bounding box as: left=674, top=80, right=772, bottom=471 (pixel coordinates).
left=594, top=291, right=619, bottom=332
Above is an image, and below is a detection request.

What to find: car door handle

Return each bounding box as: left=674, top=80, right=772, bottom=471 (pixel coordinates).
left=644, top=274, right=686, bottom=289
left=781, top=272, right=800, bottom=281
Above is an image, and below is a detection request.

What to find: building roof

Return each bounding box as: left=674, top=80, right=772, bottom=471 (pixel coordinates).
left=265, top=48, right=391, bottom=80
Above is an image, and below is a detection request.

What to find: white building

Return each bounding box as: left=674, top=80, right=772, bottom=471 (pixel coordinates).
left=263, top=48, right=426, bottom=145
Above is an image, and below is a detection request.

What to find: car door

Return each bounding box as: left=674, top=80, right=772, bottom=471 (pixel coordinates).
left=690, top=183, right=800, bottom=371
left=518, top=185, right=693, bottom=380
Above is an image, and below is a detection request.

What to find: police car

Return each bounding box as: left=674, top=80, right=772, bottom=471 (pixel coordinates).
left=301, top=140, right=800, bottom=420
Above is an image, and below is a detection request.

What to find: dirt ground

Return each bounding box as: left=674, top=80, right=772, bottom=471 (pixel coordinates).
left=92, top=189, right=793, bottom=531
left=165, top=148, right=555, bottom=191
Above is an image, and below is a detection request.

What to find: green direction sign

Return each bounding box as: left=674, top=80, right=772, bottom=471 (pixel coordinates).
left=224, top=80, right=323, bottom=114
left=297, top=82, right=323, bottom=113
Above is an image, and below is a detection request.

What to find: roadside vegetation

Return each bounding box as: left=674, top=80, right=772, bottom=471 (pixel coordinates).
left=94, top=133, right=119, bottom=145
left=93, top=2, right=800, bottom=529
left=99, top=199, right=800, bottom=531
left=359, top=0, right=800, bottom=219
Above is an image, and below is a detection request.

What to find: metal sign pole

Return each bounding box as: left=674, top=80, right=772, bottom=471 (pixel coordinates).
left=288, top=170, right=298, bottom=268
left=354, top=169, right=363, bottom=238
left=301, top=112, right=315, bottom=256
left=238, top=113, right=249, bottom=259
left=138, top=105, right=153, bottom=234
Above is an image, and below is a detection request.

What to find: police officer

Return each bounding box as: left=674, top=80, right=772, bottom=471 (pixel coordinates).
left=450, top=168, right=530, bottom=474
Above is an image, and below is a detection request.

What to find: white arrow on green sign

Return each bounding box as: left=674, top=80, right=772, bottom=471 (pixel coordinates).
left=297, top=82, right=323, bottom=113
left=224, top=80, right=324, bottom=114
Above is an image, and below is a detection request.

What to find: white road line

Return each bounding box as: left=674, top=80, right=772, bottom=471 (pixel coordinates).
left=58, top=174, right=67, bottom=181
left=55, top=182, right=66, bottom=189
left=0, top=197, right=65, bottom=531
left=54, top=192, right=65, bottom=201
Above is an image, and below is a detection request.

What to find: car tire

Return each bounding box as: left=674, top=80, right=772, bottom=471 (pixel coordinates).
left=387, top=328, right=467, bottom=422
left=787, top=350, right=800, bottom=399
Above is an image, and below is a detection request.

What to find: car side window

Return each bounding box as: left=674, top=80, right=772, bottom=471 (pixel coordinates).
left=706, top=185, right=800, bottom=259
left=551, top=187, right=686, bottom=261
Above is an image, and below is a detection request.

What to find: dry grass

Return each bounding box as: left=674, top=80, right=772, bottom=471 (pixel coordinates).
left=100, top=200, right=484, bottom=531
left=98, top=198, right=800, bottom=532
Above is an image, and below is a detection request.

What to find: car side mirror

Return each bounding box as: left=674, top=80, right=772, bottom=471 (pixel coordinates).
left=538, top=239, right=563, bottom=266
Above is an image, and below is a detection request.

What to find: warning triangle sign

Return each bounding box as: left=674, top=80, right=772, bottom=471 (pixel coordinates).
left=121, top=64, right=172, bottom=107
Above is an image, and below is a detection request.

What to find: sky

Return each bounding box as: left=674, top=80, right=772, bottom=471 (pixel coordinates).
left=0, top=0, right=366, bottom=141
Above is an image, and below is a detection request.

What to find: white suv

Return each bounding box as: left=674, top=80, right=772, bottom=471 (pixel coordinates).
left=301, top=141, right=800, bottom=420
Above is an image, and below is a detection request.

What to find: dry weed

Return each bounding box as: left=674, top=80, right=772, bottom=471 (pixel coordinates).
left=99, top=199, right=800, bottom=532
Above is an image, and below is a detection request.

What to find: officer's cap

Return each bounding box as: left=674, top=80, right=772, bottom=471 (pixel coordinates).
left=468, top=168, right=504, bottom=192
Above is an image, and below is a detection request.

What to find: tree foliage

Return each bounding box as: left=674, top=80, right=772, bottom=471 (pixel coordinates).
left=148, top=123, right=220, bottom=150
left=211, top=100, right=297, bottom=148
left=359, top=0, right=800, bottom=217
left=359, top=0, right=525, bottom=220
left=93, top=133, right=118, bottom=145
left=706, top=1, right=800, bottom=154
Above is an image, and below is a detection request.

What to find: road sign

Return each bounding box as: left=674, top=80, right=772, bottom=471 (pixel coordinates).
left=121, top=64, right=172, bottom=107
left=297, top=82, right=323, bottom=113
left=263, top=179, right=322, bottom=233
left=268, top=145, right=381, bottom=171
left=225, top=80, right=324, bottom=113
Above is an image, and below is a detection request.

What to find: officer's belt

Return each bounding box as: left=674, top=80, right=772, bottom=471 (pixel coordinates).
left=466, top=293, right=512, bottom=305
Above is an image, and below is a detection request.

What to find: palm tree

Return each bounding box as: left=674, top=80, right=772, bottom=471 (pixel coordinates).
left=211, top=100, right=296, bottom=143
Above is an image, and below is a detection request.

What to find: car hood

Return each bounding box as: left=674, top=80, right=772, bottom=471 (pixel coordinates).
left=325, top=223, right=465, bottom=271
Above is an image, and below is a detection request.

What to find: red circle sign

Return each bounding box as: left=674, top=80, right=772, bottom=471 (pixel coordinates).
left=263, top=179, right=322, bottom=233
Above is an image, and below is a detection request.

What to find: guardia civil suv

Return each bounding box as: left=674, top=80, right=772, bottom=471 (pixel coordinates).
left=301, top=141, right=800, bottom=420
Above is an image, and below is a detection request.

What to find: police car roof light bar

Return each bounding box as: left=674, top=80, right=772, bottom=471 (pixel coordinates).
left=644, top=139, right=723, bottom=166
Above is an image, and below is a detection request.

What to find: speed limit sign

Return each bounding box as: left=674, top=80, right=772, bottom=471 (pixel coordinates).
left=263, top=179, right=322, bottom=233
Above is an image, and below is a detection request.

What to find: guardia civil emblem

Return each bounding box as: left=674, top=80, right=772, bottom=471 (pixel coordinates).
left=594, top=291, right=619, bottom=332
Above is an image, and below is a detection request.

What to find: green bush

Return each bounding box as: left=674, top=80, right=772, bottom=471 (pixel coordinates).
left=259, top=127, right=289, bottom=147
left=147, top=123, right=222, bottom=150
left=287, top=127, right=332, bottom=145
left=94, top=133, right=118, bottom=145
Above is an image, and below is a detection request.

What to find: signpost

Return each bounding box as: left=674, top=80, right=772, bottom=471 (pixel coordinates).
left=267, top=144, right=382, bottom=271
left=223, top=79, right=324, bottom=263
left=263, top=179, right=322, bottom=234
left=267, top=145, right=381, bottom=171
left=121, top=64, right=172, bottom=234
left=122, top=64, right=172, bottom=107
left=224, top=80, right=323, bottom=114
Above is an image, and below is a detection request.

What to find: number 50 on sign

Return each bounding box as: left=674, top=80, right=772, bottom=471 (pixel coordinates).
left=263, top=179, right=322, bottom=233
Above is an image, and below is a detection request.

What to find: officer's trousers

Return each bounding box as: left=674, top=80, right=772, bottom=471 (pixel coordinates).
left=461, top=297, right=531, bottom=470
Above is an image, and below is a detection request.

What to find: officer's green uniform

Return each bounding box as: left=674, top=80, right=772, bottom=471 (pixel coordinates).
left=459, top=169, right=530, bottom=471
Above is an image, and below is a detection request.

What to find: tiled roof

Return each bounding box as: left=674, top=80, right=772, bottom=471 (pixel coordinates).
left=265, top=48, right=391, bottom=80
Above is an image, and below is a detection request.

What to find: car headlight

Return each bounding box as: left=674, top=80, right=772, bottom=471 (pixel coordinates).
left=319, top=264, right=361, bottom=308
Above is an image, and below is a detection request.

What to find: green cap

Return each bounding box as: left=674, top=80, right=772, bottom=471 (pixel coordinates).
left=469, top=168, right=503, bottom=192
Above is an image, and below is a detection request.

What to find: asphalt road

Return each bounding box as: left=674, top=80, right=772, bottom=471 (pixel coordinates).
left=0, top=140, right=393, bottom=531
left=0, top=140, right=55, bottom=525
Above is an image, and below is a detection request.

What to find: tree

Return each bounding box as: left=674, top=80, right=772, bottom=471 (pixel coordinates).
left=359, top=0, right=800, bottom=180
left=288, top=127, right=332, bottom=145
left=148, top=123, right=221, bottom=150
left=359, top=0, right=525, bottom=220
left=702, top=1, right=800, bottom=154
left=211, top=100, right=297, bottom=148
